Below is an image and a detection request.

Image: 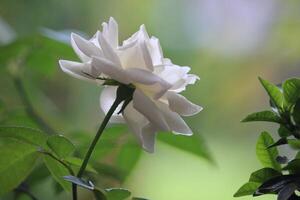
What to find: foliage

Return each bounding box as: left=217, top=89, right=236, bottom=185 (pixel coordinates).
left=0, top=34, right=211, bottom=199
left=235, top=77, right=300, bottom=200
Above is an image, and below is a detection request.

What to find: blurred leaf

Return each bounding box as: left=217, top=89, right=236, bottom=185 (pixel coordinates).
left=256, top=132, right=281, bottom=171
left=233, top=182, right=261, bottom=197
left=282, top=78, right=300, bottom=109
left=287, top=139, right=300, bottom=150
left=241, top=110, right=282, bottom=123
left=26, top=163, right=50, bottom=186
left=94, top=189, right=107, bottom=200
left=92, top=162, right=122, bottom=182
left=0, top=139, right=39, bottom=196
left=278, top=125, right=292, bottom=138
left=63, top=176, right=94, bottom=190
left=64, top=157, right=97, bottom=174
left=259, top=77, right=283, bottom=110
left=116, top=141, right=142, bottom=181
left=43, top=155, right=71, bottom=191
left=105, top=188, right=131, bottom=200
left=158, top=132, right=213, bottom=162
left=0, top=126, right=47, bottom=147
left=132, top=198, right=149, bottom=200
left=0, top=34, right=75, bottom=76
left=47, top=135, right=75, bottom=158
left=249, top=168, right=281, bottom=183
left=0, top=109, right=38, bottom=128
left=292, top=99, right=300, bottom=125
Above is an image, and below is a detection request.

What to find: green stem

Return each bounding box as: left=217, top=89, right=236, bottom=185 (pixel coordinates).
left=13, top=77, right=56, bottom=135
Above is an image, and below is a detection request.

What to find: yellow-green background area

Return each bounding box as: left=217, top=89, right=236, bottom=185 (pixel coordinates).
left=1, top=0, right=300, bottom=199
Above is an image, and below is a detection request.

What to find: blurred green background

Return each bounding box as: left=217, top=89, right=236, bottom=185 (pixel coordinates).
left=1, top=0, right=300, bottom=200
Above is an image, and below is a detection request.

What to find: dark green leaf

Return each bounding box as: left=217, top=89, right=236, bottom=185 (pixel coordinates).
left=282, top=159, right=300, bottom=173
left=256, top=132, right=281, bottom=170
left=0, top=126, right=47, bottom=147
left=43, top=155, right=71, bottom=191
left=105, top=188, right=131, bottom=200
left=259, top=77, right=283, bottom=110
left=158, top=132, right=214, bottom=163
left=249, top=168, right=281, bottom=183
left=47, top=135, right=75, bottom=158
left=241, top=110, right=282, bottom=123
left=0, top=139, right=39, bottom=195
left=267, top=138, right=287, bottom=149
left=278, top=125, right=292, bottom=138
left=233, top=182, right=261, bottom=197
left=254, top=174, right=300, bottom=196
left=283, top=78, right=300, bottom=109
left=292, top=99, right=300, bottom=125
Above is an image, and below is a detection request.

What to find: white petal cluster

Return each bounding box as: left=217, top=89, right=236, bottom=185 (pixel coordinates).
left=59, top=17, right=202, bottom=152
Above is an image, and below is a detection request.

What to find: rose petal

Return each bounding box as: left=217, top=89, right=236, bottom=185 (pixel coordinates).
left=123, top=102, right=147, bottom=145
left=133, top=89, right=169, bottom=131
left=91, top=56, right=130, bottom=84
left=166, top=92, right=203, bottom=116
left=102, top=17, right=119, bottom=49
left=98, top=32, right=122, bottom=67
left=141, top=123, right=157, bottom=153
left=59, top=60, right=95, bottom=82
left=71, top=33, right=102, bottom=61
left=148, top=36, right=164, bottom=66
left=156, top=102, right=193, bottom=136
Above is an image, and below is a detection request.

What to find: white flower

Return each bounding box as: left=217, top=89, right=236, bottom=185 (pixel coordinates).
left=59, top=17, right=202, bottom=152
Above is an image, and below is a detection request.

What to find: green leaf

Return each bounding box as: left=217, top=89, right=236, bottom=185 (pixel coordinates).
left=249, top=168, right=281, bottom=183
left=233, top=182, right=261, bottom=197
left=158, top=132, right=214, bottom=163
left=0, top=126, right=48, bottom=147
left=105, top=188, right=131, bottom=200
left=287, top=139, right=300, bottom=149
left=132, top=198, right=149, bottom=200
left=278, top=125, right=292, bottom=138
left=0, top=139, right=39, bottom=196
left=282, top=159, right=300, bottom=173
left=292, top=99, right=300, bottom=125
left=283, top=78, right=300, bottom=109
left=64, top=157, right=97, bottom=174
left=43, top=155, right=71, bottom=191
left=47, top=135, right=75, bottom=158
left=241, top=110, right=282, bottom=123
left=259, top=77, right=283, bottom=110
left=256, top=132, right=281, bottom=171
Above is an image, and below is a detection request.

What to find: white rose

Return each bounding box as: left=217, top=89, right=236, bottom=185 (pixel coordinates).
left=59, top=17, right=202, bottom=152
